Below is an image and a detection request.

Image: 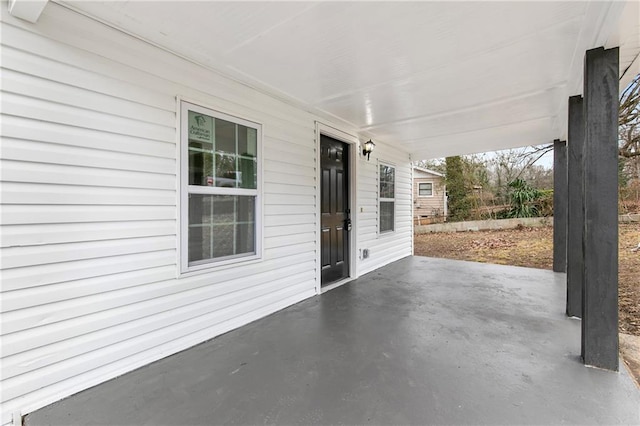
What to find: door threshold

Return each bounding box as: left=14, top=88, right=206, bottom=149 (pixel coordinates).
left=320, top=277, right=354, bottom=294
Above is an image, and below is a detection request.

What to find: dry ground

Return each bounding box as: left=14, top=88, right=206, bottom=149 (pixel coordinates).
left=414, top=223, right=640, bottom=387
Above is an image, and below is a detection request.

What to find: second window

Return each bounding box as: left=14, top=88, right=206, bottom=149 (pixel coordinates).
left=379, top=163, right=395, bottom=233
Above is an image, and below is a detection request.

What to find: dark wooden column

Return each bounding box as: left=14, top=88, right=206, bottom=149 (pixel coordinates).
left=581, top=46, right=619, bottom=371
left=553, top=139, right=567, bottom=273
left=566, top=96, right=584, bottom=318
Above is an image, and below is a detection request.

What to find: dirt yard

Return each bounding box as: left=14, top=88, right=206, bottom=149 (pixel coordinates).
left=414, top=223, right=640, bottom=385
left=414, top=223, right=639, bottom=336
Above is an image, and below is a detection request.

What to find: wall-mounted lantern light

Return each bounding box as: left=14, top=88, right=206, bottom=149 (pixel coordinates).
left=362, top=139, right=375, bottom=161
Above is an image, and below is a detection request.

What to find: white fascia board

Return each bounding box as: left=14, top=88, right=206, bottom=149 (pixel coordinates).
left=8, top=0, right=49, bottom=23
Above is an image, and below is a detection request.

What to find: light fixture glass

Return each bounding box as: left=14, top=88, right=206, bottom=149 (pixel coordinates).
left=362, top=140, right=375, bottom=160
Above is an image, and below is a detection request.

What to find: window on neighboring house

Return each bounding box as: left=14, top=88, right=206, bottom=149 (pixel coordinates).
left=418, top=182, right=433, bottom=197
left=180, top=101, right=261, bottom=272
left=379, top=163, right=395, bottom=233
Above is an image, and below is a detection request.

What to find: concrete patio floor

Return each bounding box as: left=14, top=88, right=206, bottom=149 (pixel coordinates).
left=26, top=257, right=640, bottom=425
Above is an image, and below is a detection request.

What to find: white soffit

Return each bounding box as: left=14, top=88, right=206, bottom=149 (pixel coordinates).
left=59, top=1, right=638, bottom=160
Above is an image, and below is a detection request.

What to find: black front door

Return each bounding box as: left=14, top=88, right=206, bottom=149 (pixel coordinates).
left=320, top=135, right=350, bottom=286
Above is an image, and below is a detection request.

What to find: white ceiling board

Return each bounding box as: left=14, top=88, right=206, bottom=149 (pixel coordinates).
left=370, top=87, right=566, bottom=144
left=61, top=2, right=322, bottom=68
left=224, top=2, right=584, bottom=104
left=319, top=22, right=578, bottom=130
left=60, top=1, right=637, bottom=160
left=409, top=117, right=557, bottom=160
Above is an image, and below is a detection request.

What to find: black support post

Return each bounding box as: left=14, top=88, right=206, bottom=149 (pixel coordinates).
left=566, top=96, right=584, bottom=318
left=553, top=139, right=567, bottom=273
left=581, top=47, right=619, bottom=371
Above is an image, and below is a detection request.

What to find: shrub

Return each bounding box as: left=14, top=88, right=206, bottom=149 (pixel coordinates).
left=506, top=178, right=542, bottom=218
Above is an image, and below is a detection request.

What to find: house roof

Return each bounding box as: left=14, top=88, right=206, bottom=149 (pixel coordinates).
left=60, top=1, right=639, bottom=160
left=413, top=167, right=445, bottom=178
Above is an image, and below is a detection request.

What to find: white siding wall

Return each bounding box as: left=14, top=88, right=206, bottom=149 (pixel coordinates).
left=356, top=144, right=413, bottom=276
left=0, top=4, right=412, bottom=423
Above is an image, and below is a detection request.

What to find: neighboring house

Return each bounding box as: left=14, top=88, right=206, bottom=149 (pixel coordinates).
left=413, top=167, right=447, bottom=223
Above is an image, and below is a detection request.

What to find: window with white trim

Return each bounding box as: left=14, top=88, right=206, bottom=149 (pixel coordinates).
left=379, top=163, right=395, bottom=233
left=180, top=101, right=261, bottom=272
left=418, top=182, right=433, bottom=197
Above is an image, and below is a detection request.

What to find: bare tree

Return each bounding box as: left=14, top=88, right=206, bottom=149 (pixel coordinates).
left=619, top=74, right=640, bottom=159
left=619, top=74, right=640, bottom=187
left=414, top=159, right=446, bottom=175
left=487, top=147, right=552, bottom=203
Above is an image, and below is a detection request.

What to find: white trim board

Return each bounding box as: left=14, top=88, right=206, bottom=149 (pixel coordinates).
left=314, top=122, right=360, bottom=295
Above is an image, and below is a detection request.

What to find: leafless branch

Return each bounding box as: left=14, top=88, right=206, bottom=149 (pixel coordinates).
left=619, top=74, right=640, bottom=158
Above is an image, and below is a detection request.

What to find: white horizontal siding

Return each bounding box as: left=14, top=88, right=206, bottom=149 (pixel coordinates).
left=1, top=267, right=176, bottom=312
left=0, top=4, right=323, bottom=423
left=2, top=260, right=316, bottom=349
left=0, top=16, right=314, bottom=136
left=264, top=242, right=317, bottom=260
left=264, top=213, right=315, bottom=227
left=1, top=159, right=175, bottom=190
left=2, top=92, right=175, bottom=142
left=1, top=44, right=176, bottom=111
left=1, top=289, right=312, bottom=426
left=1, top=205, right=177, bottom=225
left=265, top=171, right=316, bottom=188
left=0, top=3, right=413, bottom=424
left=2, top=280, right=315, bottom=403
left=264, top=204, right=316, bottom=216
left=1, top=252, right=178, bottom=292
left=2, top=115, right=176, bottom=158
left=1, top=68, right=175, bottom=126
left=2, top=182, right=176, bottom=205
left=1, top=236, right=176, bottom=269
left=1, top=221, right=176, bottom=247
left=356, top=140, right=413, bottom=276
left=1, top=138, right=175, bottom=175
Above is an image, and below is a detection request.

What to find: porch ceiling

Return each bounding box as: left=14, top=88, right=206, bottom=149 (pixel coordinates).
left=60, top=1, right=639, bottom=159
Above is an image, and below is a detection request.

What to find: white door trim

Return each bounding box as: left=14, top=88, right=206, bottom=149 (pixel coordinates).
left=315, top=122, right=359, bottom=294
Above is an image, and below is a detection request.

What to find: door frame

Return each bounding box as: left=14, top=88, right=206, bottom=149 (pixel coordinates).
left=315, top=122, right=359, bottom=294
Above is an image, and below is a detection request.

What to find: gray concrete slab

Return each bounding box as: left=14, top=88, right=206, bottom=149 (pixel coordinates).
left=26, top=257, right=640, bottom=426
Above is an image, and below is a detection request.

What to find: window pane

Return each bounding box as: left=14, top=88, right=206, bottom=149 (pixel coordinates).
left=238, top=126, right=258, bottom=157
left=188, top=194, right=256, bottom=263
left=380, top=201, right=395, bottom=233
left=419, top=183, right=432, bottom=196
left=238, top=126, right=257, bottom=189
left=238, top=157, right=257, bottom=189
left=188, top=145, right=213, bottom=186
left=188, top=111, right=214, bottom=186
left=188, top=111, right=257, bottom=189
left=215, top=153, right=238, bottom=187
left=215, top=118, right=236, bottom=154
left=379, top=165, right=395, bottom=198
